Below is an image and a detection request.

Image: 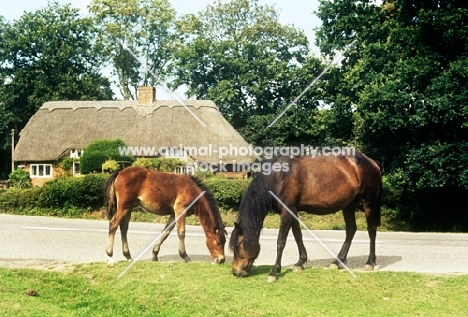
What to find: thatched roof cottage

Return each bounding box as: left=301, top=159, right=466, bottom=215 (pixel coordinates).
left=14, top=86, right=255, bottom=186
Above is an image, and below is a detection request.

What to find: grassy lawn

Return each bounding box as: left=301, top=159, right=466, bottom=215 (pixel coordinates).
left=1, top=261, right=467, bottom=316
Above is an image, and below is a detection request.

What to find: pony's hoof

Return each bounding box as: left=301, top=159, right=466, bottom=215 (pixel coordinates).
left=329, top=263, right=339, bottom=270
left=292, top=266, right=304, bottom=273
left=266, top=275, right=278, bottom=283
left=364, top=264, right=374, bottom=271
left=107, top=262, right=115, bottom=268
left=127, top=258, right=133, bottom=262
left=184, top=258, right=192, bottom=263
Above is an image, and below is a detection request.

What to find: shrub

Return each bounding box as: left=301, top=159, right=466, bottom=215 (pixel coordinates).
left=132, top=157, right=185, bottom=172
left=0, top=187, right=42, bottom=211
left=204, top=178, right=251, bottom=210
left=102, top=159, right=120, bottom=173
left=80, top=139, right=134, bottom=174
left=40, top=173, right=108, bottom=209
left=9, top=168, right=31, bottom=188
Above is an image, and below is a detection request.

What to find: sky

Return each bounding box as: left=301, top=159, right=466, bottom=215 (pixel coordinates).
left=1, top=0, right=322, bottom=99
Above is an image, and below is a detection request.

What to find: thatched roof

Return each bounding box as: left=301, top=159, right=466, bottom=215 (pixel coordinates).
left=14, top=100, right=255, bottom=164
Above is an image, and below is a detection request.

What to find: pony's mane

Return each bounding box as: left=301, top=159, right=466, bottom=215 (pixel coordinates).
left=189, top=175, right=224, bottom=231
left=229, top=171, right=275, bottom=254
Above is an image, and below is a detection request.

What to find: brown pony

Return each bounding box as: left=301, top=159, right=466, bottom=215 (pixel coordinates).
left=104, top=166, right=226, bottom=266
left=229, top=152, right=382, bottom=282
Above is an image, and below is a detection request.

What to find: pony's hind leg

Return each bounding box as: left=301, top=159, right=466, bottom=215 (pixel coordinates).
left=364, top=205, right=379, bottom=271
left=152, top=214, right=176, bottom=261
left=331, top=203, right=358, bottom=269
left=119, top=211, right=132, bottom=261
left=106, top=206, right=130, bottom=266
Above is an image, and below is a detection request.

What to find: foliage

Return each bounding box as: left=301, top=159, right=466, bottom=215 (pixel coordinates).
left=204, top=178, right=250, bottom=210
left=316, top=0, right=468, bottom=228
left=1, top=263, right=468, bottom=316
left=39, top=173, right=108, bottom=209
left=0, top=187, right=43, bottom=211
left=101, top=159, right=120, bottom=173
left=171, top=0, right=316, bottom=128
left=132, top=157, right=185, bottom=172
left=8, top=168, right=31, bottom=188
left=89, top=0, right=178, bottom=99
left=80, top=139, right=134, bottom=174
left=0, top=1, right=113, bottom=177
left=58, top=158, right=75, bottom=177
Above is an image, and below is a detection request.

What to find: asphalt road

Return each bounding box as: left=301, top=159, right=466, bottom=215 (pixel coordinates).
left=1, top=214, right=467, bottom=275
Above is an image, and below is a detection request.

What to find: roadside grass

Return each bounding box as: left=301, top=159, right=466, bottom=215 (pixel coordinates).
left=125, top=208, right=407, bottom=232
left=1, top=261, right=467, bottom=316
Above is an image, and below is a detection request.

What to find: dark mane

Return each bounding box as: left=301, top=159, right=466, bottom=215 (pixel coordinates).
left=229, top=171, right=274, bottom=254
left=190, top=175, right=224, bottom=231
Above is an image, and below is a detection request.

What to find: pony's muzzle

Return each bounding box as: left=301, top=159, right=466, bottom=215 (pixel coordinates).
left=232, top=269, right=249, bottom=277
left=214, top=256, right=225, bottom=264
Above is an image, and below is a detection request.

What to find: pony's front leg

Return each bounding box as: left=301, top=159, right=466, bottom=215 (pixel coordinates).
left=267, top=213, right=292, bottom=283
left=176, top=215, right=191, bottom=262
left=291, top=219, right=308, bottom=272
left=152, top=214, right=176, bottom=261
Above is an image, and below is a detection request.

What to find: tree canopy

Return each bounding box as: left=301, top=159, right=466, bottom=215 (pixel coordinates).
left=89, top=0, right=178, bottom=100
left=0, top=1, right=112, bottom=177
left=316, top=0, right=468, bottom=229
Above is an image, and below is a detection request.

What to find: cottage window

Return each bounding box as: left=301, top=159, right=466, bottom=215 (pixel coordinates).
left=164, top=147, right=186, bottom=159
left=73, top=161, right=80, bottom=175
left=30, top=164, right=52, bottom=178
left=70, top=149, right=83, bottom=158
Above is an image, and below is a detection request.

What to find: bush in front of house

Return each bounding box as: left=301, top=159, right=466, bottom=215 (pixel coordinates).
left=0, top=172, right=250, bottom=214
left=80, top=139, right=134, bottom=174
left=40, top=173, right=108, bottom=209
left=9, top=168, right=31, bottom=188
left=132, top=157, right=185, bottom=172
left=0, top=187, right=43, bottom=212
left=204, top=177, right=251, bottom=210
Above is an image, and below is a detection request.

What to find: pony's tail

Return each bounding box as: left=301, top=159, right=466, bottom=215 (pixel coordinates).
left=103, top=171, right=120, bottom=220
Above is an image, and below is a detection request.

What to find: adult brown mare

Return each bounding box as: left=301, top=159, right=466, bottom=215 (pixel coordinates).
left=104, top=166, right=226, bottom=266
left=229, top=152, right=382, bottom=282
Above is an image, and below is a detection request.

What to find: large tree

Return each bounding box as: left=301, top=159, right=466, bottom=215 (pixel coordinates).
left=316, top=0, right=468, bottom=229
left=89, top=0, right=178, bottom=100
left=0, top=2, right=112, bottom=177
left=170, top=0, right=313, bottom=129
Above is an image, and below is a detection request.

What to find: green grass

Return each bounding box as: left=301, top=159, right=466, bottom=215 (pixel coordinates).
left=1, top=261, right=467, bottom=316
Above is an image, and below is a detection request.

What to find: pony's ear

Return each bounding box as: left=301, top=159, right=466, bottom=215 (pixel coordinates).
left=234, top=222, right=243, bottom=234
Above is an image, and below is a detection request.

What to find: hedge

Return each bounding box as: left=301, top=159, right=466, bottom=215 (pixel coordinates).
left=0, top=173, right=250, bottom=213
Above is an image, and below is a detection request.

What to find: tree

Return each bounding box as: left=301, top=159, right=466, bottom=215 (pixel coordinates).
left=316, top=0, right=468, bottom=229
left=0, top=2, right=113, bottom=178
left=89, top=0, right=178, bottom=100
left=170, top=0, right=312, bottom=128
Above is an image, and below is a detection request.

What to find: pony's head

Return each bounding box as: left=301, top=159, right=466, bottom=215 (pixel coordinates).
left=228, top=171, right=275, bottom=276
left=230, top=222, right=261, bottom=276
left=205, top=225, right=227, bottom=264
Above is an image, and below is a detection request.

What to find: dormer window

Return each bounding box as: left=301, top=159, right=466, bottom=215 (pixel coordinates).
left=70, top=149, right=83, bottom=158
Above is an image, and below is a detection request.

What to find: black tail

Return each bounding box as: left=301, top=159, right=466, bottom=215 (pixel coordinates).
left=103, top=171, right=120, bottom=220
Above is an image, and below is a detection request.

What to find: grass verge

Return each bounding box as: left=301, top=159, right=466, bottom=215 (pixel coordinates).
left=1, top=261, right=467, bottom=316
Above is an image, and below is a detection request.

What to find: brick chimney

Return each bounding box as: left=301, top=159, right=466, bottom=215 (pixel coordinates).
left=138, top=86, right=155, bottom=105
